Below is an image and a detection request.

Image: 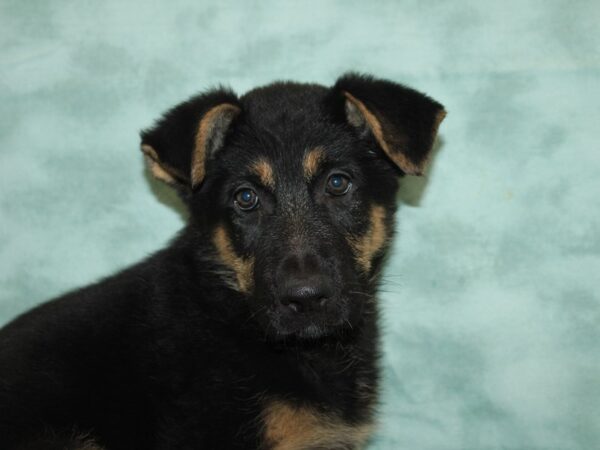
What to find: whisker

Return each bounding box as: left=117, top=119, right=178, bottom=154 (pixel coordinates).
left=243, top=306, right=266, bottom=325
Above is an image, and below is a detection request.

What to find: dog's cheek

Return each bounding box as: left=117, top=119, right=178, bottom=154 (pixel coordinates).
left=346, top=205, right=388, bottom=273
left=212, top=225, right=255, bottom=293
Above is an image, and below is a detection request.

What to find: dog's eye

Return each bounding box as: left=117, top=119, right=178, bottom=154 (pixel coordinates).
left=326, top=174, right=351, bottom=196
left=234, top=188, right=259, bottom=211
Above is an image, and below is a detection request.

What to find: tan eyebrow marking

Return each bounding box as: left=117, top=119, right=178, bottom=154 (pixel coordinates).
left=347, top=205, right=388, bottom=273
left=303, top=146, right=326, bottom=181
left=250, top=159, right=275, bottom=189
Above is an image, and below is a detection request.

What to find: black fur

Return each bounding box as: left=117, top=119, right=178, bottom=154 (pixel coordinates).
left=0, top=74, right=445, bottom=449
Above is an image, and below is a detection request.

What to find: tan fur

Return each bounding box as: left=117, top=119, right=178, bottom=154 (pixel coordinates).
left=302, top=147, right=325, bottom=181
left=432, top=108, right=447, bottom=142
left=251, top=159, right=276, bottom=188
left=141, top=144, right=179, bottom=184
left=262, top=400, right=373, bottom=450
left=191, top=103, right=241, bottom=187
left=213, top=225, right=254, bottom=293
left=348, top=205, right=387, bottom=273
left=148, top=158, right=175, bottom=184
left=343, top=91, right=424, bottom=175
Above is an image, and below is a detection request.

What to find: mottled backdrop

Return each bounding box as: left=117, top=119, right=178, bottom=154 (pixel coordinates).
left=0, top=1, right=598, bottom=448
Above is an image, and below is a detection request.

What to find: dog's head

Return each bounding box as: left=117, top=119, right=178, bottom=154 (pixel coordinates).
left=141, top=74, right=445, bottom=340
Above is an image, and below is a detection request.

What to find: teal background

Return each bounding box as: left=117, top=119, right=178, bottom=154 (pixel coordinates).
left=1, top=1, right=599, bottom=448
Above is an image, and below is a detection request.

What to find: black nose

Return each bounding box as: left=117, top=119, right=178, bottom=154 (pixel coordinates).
left=279, top=277, right=334, bottom=313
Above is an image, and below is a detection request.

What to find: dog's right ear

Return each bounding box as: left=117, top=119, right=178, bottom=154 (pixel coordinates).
left=140, top=88, right=241, bottom=189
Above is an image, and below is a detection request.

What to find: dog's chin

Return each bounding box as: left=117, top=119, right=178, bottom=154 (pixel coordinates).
left=253, top=296, right=358, bottom=342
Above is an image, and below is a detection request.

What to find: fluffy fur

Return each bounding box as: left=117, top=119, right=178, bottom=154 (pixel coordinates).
left=0, top=73, right=445, bottom=450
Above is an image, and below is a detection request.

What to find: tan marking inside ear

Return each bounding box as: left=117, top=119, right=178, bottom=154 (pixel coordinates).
left=348, top=205, right=388, bottom=273
left=343, top=91, right=421, bottom=175
left=302, top=146, right=325, bottom=181
left=141, top=144, right=178, bottom=185
left=432, top=108, right=447, bottom=141
left=250, top=159, right=275, bottom=189
left=191, top=103, right=241, bottom=188
left=145, top=157, right=176, bottom=184
left=141, top=143, right=161, bottom=160
left=262, top=400, right=373, bottom=450
left=213, top=225, right=254, bottom=293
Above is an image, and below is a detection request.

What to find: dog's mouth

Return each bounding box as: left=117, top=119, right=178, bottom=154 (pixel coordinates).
left=293, top=323, right=331, bottom=339
left=271, top=318, right=345, bottom=340
left=265, top=299, right=351, bottom=341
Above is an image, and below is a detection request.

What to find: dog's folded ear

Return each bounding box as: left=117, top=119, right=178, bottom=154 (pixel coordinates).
left=140, top=88, right=241, bottom=189
left=331, top=73, right=446, bottom=175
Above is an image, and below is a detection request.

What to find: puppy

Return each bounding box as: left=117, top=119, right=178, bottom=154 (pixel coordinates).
left=0, top=74, right=445, bottom=450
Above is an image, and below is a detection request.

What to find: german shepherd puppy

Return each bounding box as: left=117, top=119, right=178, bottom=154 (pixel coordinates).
left=0, top=74, right=445, bottom=450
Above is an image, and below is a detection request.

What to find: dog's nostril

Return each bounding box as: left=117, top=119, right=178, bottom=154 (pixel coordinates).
left=279, top=282, right=333, bottom=313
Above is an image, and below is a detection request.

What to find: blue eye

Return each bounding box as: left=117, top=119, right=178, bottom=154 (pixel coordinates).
left=326, top=174, right=351, bottom=196
left=234, top=188, right=259, bottom=211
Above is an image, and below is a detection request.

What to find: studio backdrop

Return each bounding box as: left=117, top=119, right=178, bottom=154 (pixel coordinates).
left=0, top=1, right=598, bottom=448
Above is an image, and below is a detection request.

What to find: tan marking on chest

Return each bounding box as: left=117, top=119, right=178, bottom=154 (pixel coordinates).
left=348, top=205, right=388, bottom=273
left=303, top=147, right=326, bottom=181
left=262, top=401, right=373, bottom=450
left=251, top=159, right=276, bottom=188
left=213, top=225, right=254, bottom=293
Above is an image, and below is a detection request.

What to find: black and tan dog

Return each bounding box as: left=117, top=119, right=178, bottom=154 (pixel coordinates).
left=0, top=74, right=445, bottom=450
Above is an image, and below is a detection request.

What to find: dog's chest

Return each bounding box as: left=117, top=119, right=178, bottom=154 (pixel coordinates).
left=261, top=400, right=373, bottom=450
left=258, top=352, right=377, bottom=450
left=154, top=345, right=377, bottom=449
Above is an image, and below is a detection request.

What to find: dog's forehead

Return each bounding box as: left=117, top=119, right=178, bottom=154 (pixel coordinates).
left=223, top=82, right=352, bottom=183
left=241, top=82, right=328, bottom=117
left=239, top=83, right=331, bottom=137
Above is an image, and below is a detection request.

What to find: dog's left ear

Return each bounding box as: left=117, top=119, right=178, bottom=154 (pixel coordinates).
left=140, top=88, right=241, bottom=189
left=331, top=73, right=446, bottom=175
